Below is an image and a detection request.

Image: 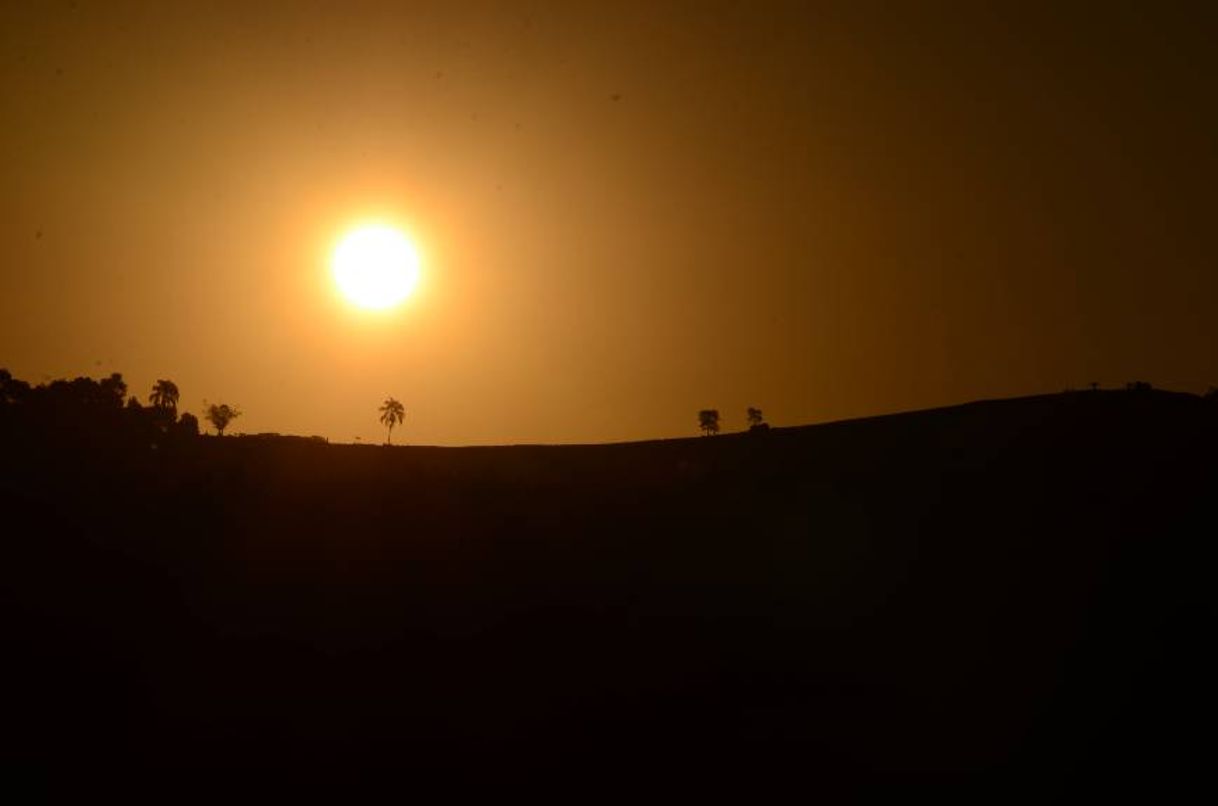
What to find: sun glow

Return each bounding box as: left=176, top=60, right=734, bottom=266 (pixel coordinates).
left=332, top=225, right=421, bottom=310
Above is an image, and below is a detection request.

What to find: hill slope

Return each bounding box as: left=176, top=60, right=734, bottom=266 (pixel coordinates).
left=3, top=390, right=1214, bottom=785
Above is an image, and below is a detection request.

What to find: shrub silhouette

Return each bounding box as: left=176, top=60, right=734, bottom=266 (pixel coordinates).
left=698, top=409, right=720, bottom=436
left=379, top=398, right=405, bottom=444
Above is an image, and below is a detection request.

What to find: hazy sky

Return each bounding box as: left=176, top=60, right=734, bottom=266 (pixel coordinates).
left=2, top=2, right=1215, bottom=444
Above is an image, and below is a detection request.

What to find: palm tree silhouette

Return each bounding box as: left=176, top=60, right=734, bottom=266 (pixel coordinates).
left=150, top=379, right=180, bottom=414
left=379, top=397, right=405, bottom=444
left=698, top=409, right=720, bottom=436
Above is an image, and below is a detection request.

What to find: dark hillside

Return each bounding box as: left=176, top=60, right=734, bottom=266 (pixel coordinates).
left=3, top=389, right=1214, bottom=787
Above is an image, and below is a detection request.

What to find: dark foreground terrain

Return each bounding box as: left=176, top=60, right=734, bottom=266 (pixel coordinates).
left=3, top=390, right=1214, bottom=789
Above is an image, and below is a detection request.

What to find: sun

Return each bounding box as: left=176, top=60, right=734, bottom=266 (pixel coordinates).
left=332, top=225, right=421, bottom=310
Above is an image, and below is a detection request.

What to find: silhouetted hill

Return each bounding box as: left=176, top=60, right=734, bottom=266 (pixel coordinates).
left=3, top=388, right=1214, bottom=790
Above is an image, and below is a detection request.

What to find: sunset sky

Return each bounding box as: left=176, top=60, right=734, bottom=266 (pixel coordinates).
left=2, top=2, right=1214, bottom=444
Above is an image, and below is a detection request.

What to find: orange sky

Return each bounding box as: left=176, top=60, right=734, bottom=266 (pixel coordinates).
left=2, top=2, right=1215, bottom=444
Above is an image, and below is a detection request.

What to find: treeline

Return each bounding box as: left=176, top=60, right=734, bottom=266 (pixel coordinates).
left=0, top=369, right=201, bottom=450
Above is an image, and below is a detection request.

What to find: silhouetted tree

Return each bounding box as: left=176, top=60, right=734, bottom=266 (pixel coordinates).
left=100, top=372, right=127, bottom=406
left=205, top=403, right=240, bottom=436
left=379, top=398, right=405, bottom=444
left=747, top=407, right=764, bottom=428
left=150, top=380, right=180, bottom=415
left=176, top=412, right=200, bottom=438
left=698, top=409, right=720, bottom=436
left=1, top=368, right=30, bottom=406
left=1206, top=387, right=1218, bottom=401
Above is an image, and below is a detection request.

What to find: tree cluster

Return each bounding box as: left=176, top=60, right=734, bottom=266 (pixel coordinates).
left=698, top=407, right=768, bottom=436
left=0, top=369, right=241, bottom=448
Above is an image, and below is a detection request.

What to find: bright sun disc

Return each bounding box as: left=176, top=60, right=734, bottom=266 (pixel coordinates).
left=332, top=225, right=420, bottom=310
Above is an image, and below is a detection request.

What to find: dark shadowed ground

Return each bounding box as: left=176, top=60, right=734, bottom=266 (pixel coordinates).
left=3, top=389, right=1213, bottom=791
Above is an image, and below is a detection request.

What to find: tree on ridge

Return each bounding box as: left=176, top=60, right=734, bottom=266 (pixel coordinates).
left=747, top=407, right=764, bottom=428
left=205, top=402, right=240, bottom=436
left=380, top=397, right=405, bottom=445
left=698, top=409, right=720, bottom=436
left=150, top=380, right=180, bottom=414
